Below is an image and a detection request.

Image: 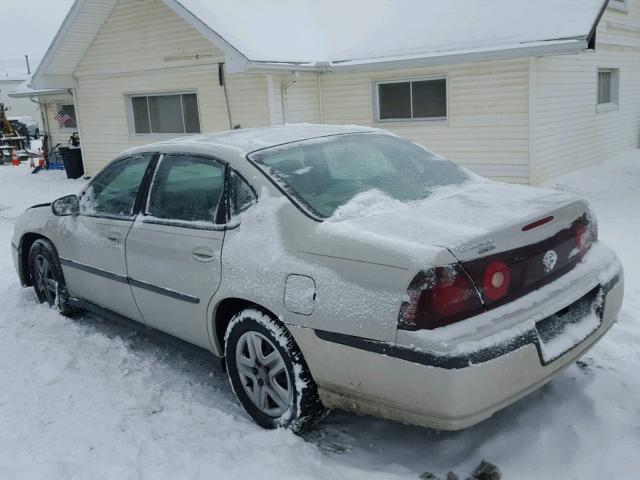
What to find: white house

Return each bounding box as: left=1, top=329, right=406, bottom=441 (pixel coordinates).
left=0, top=75, right=42, bottom=124
left=9, top=79, right=77, bottom=149
left=18, top=0, right=640, bottom=184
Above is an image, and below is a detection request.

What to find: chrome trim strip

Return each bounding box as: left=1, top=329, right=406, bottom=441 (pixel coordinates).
left=59, top=257, right=128, bottom=284
left=60, top=257, right=200, bottom=304
left=129, top=278, right=200, bottom=304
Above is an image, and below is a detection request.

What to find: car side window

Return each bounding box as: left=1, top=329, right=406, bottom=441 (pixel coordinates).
left=146, top=154, right=225, bottom=224
left=230, top=171, right=257, bottom=216
left=80, top=154, right=152, bottom=218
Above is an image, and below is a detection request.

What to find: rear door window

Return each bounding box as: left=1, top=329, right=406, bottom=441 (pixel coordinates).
left=146, top=154, right=225, bottom=224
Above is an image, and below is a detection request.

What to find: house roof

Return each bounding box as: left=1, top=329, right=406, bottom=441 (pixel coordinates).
left=9, top=78, right=69, bottom=99
left=175, top=0, right=607, bottom=64
left=32, top=0, right=608, bottom=88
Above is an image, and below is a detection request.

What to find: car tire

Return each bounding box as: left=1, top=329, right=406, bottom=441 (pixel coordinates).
left=225, top=308, right=325, bottom=432
left=28, top=239, right=77, bottom=316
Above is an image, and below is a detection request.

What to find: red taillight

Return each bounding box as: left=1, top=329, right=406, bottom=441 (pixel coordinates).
left=575, top=213, right=598, bottom=258
left=398, top=265, right=484, bottom=331
left=482, top=261, right=511, bottom=302
left=576, top=224, right=587, bottom=248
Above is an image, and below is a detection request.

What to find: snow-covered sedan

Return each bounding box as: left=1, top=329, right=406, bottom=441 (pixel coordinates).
left=11, top=125, right=624, bottom=431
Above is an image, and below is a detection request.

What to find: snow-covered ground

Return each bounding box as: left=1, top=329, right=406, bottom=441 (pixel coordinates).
left=0, top=153, right=638, bottom=479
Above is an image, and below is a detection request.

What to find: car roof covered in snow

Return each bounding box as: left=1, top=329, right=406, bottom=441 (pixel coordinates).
left=127, top=124, right=383, bottom=157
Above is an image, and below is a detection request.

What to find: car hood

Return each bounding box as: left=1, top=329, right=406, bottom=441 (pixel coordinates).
left=318, top=180, right=588, bottom=263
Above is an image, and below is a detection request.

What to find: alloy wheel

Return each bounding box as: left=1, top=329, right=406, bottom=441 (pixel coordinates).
left=34, top=254, right=57, bottom=305
left=235, top=331, right=292, bottom=417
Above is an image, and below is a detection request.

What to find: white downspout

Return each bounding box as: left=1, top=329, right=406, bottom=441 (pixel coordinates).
left=266, top=74, right=278, bottom=126
left=315, top=62, right=330, bottom=125
left=317, top=73, right=324, bottom=124
left=280, top=71, right=299, bottom=124
left=71, top=80, right=87, bottom=175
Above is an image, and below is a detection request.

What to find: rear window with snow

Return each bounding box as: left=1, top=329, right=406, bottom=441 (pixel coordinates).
left=249, top=133, right=468, bottom=219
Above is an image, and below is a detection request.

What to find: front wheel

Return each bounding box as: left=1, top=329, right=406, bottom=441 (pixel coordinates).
left=28, top=239, right=76, bottom=316
left=224, top=308, right=325, bottom=432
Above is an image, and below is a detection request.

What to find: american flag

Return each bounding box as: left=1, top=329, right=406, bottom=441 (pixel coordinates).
left=54, top=110, right=72, bottom=128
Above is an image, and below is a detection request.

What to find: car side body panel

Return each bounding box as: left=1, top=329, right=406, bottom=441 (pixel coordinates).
left=209, top=189, right=458, bottom=355
left=57, top=215, right=142, bottom=321
left=126, top=218, right=224, bottom=349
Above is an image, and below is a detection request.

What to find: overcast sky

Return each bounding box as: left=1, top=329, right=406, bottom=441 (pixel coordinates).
left=2, top=0, right=76, bottom=74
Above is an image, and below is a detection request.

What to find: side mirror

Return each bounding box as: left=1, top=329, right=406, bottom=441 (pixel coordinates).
left=52, top=195, right=80, bottom=216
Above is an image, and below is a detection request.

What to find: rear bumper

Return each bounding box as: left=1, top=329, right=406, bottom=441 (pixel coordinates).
left=291, top=245, right=624, bottom=430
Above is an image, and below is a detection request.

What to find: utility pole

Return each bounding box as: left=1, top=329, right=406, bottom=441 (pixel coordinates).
left=25, top=55, right=31, bottom=75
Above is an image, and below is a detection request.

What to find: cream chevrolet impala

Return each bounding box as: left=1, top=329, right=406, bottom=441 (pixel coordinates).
left=11, top=125, right=624, bottom=431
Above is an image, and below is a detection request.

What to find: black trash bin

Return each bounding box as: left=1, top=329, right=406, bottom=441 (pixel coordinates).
left=59, top=147, right=84, bottom=179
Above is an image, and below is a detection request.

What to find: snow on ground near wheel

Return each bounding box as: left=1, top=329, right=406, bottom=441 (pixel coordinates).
left=0, top=153, right=639, bottom=479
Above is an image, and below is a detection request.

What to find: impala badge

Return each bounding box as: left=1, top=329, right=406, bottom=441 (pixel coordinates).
left=542, top=250, right=558, bottom=273
left=460, top=239, right=496, bottom=255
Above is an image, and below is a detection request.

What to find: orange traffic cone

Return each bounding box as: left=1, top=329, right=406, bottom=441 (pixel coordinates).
left=11, top=149, right=19, bottom=166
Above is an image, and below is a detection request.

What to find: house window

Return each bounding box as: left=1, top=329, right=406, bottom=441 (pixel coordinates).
left=129, top=92, right=201, bottom=135
left=374, top=77, right=447, bottom=121
left=56, top=104, right=77, bottom=129
left=597, top=68, right=620, bottom=112
left=608, top=0, right=628, bottom=12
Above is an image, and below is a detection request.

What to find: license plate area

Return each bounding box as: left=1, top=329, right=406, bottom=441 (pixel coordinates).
left=535, top=286, right=602, bottom=363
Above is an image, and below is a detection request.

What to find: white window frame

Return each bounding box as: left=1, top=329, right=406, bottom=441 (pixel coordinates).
left=597, top=68, right=620, bottom=113
left=124, top=90, right=202, bottom=139
left=372, top=75, right=448, bottom=124
left=608, top=0, right=628, bottom=12
left=56, top=103, right=78, bottom=132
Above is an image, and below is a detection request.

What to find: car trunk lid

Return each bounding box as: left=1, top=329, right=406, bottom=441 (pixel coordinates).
left=329, top=180, right=594, bottom=309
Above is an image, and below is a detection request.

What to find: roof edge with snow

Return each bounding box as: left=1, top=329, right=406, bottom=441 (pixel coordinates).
left=31, top=0, right=609, bottom=89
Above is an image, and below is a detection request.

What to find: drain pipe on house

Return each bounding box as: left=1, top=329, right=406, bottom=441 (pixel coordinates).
left=219, top=63, right=236, bottom=130
left=316, top=62, right=330, bottom=124
left=281, top=71, right=299, bottom=124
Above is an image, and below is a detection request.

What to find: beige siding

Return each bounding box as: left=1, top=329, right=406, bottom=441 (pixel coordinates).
left=281, top=73, right=321, bottom=124
left=320, top=59, right=531, bottom=183
left=46, top=0, right=116, bottom=76
left=74, top=0, right=270, bottom=175
left=532, top=2, right=640, bottom=183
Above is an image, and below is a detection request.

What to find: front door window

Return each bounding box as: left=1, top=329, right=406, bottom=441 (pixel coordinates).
left=80, top=154, right=152, bottom=218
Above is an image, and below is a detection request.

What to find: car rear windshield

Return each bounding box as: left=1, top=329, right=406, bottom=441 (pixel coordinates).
left=249, top=133, right=469, bottom=219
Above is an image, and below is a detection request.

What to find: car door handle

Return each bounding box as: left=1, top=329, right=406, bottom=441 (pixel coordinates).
left=106, top=233, right=123, bottom=246
left=192, top=247, right=216, bottom=263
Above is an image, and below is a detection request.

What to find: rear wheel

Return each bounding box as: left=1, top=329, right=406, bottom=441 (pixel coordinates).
left=224, top=308, right=325, bottom=432
left=28, top=239, right=76, bottom=316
